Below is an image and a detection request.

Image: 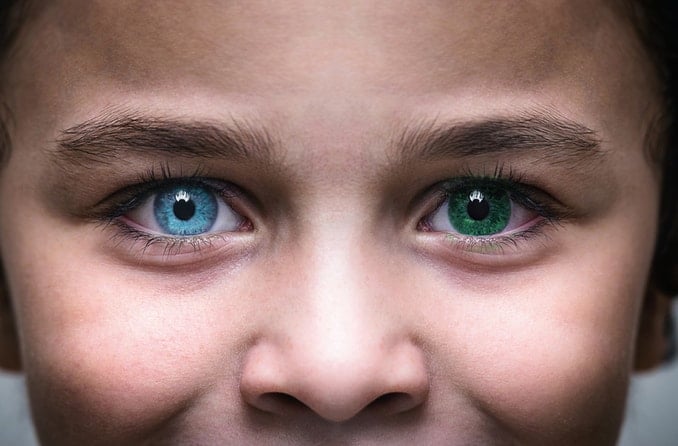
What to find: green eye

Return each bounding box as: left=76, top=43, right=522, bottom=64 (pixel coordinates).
left=444, top=185, right=511, bottom=236
left=425, top=177, right=563, bottom=242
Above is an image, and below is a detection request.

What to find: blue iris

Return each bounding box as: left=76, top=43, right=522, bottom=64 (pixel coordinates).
left=153, top=185, right=218, bottom=236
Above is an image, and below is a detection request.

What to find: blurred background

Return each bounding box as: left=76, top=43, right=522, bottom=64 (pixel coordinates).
left=1, top=302, right=677, bottom=445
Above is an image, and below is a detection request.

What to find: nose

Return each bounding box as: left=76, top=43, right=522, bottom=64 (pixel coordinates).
left=240, top=337, right=429, bottom=423
left=239, top=240, right=430, bottom=423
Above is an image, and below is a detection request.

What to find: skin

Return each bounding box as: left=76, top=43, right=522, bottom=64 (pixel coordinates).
left=0, top=0, right=672, bottom=444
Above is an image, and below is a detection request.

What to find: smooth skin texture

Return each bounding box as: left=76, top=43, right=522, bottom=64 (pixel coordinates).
left=0, top=0, right=672, bottom=444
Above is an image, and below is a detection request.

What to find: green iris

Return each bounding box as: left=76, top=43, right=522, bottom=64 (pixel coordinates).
left=447, top=186, right=511, bottom=236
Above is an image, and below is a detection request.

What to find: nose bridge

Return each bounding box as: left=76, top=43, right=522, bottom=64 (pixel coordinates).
left=240, top=215, right=429, bottom=422
left=291, top=218, right=388, bottom=375
left=303, top=219, right=376, bottom=337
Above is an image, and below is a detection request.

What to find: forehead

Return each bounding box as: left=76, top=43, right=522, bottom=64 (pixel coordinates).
left=4, top=0, right=657, bottom=152
left=29, top=0, right=625, bottom=83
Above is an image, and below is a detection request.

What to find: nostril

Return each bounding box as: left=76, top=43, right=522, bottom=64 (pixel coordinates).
left=267, top=392, right=306, bottom=408
left=256, top=391, right=420, bottom=420
left=255, top=392, right=310, bottom=416
left=365, top=392, right=419, bottom=416
left=240, top=341, right=430, bottom=422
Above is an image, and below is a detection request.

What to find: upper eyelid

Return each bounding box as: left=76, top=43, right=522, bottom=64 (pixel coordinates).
left=442, top=176, right=567, bottom=211
left=437, top=177, right=536, bottom=209
left=91, top=176, right=247, bottom=222
left=421, top=176, right=567, bottom=229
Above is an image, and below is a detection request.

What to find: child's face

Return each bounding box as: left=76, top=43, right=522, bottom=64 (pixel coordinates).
left=0, top=1, right=666, bottom=445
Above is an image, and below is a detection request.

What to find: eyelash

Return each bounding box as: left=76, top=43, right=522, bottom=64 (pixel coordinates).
left=94, top=164, right=567, bottom=258
left=95, top=165, right=250, bottom=256
left=418, top=167, right=569, bottom=253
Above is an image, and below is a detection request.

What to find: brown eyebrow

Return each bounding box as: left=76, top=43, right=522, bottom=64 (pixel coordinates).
left=396, top=113, right=604, bottom=167
left=54, top=111, right=278, bottom=167
left=53, top=110, right=604, bottom=173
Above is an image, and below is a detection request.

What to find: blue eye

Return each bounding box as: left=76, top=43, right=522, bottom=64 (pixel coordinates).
left=154, top=186, right=218, bottom=235
left=125, top=183, right=244, bottom=237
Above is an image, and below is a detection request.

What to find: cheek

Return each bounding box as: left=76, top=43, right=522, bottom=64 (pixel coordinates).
left=15, top=267, right=228, bottom=441
left=464, top=297, right=631, bottom=438
left=424, top=277, right=636, bottom=443
left=1, top=212, right=251, bottom=442
left=423, top=222, right=653, bottom=443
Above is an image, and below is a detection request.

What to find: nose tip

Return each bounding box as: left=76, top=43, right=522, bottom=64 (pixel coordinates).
left=240, top=341, right=429, bottom=423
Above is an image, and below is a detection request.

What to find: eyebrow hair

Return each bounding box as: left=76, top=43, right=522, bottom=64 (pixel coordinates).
left=54, top=111, right=277, bottom=167
left=53, top=110, right=603, bottom=173
left=396, top=113, right=604, bottom=167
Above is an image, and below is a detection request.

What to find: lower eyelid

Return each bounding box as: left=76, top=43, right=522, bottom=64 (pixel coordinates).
left=414, top=219, right=555, bottom=269
left=102, top=219, right=254, bottom=266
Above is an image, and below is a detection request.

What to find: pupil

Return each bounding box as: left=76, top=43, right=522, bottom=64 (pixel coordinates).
left=173, top=199, right=196, bottom=221
left=467, top=198, right=490, bottom=221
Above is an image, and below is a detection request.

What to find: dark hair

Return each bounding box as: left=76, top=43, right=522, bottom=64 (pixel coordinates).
left=0, top=1, right=676, bottom=293
left=0, top=0, right=24, bottom=50
left=629, top=1, right=678, bottom=295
